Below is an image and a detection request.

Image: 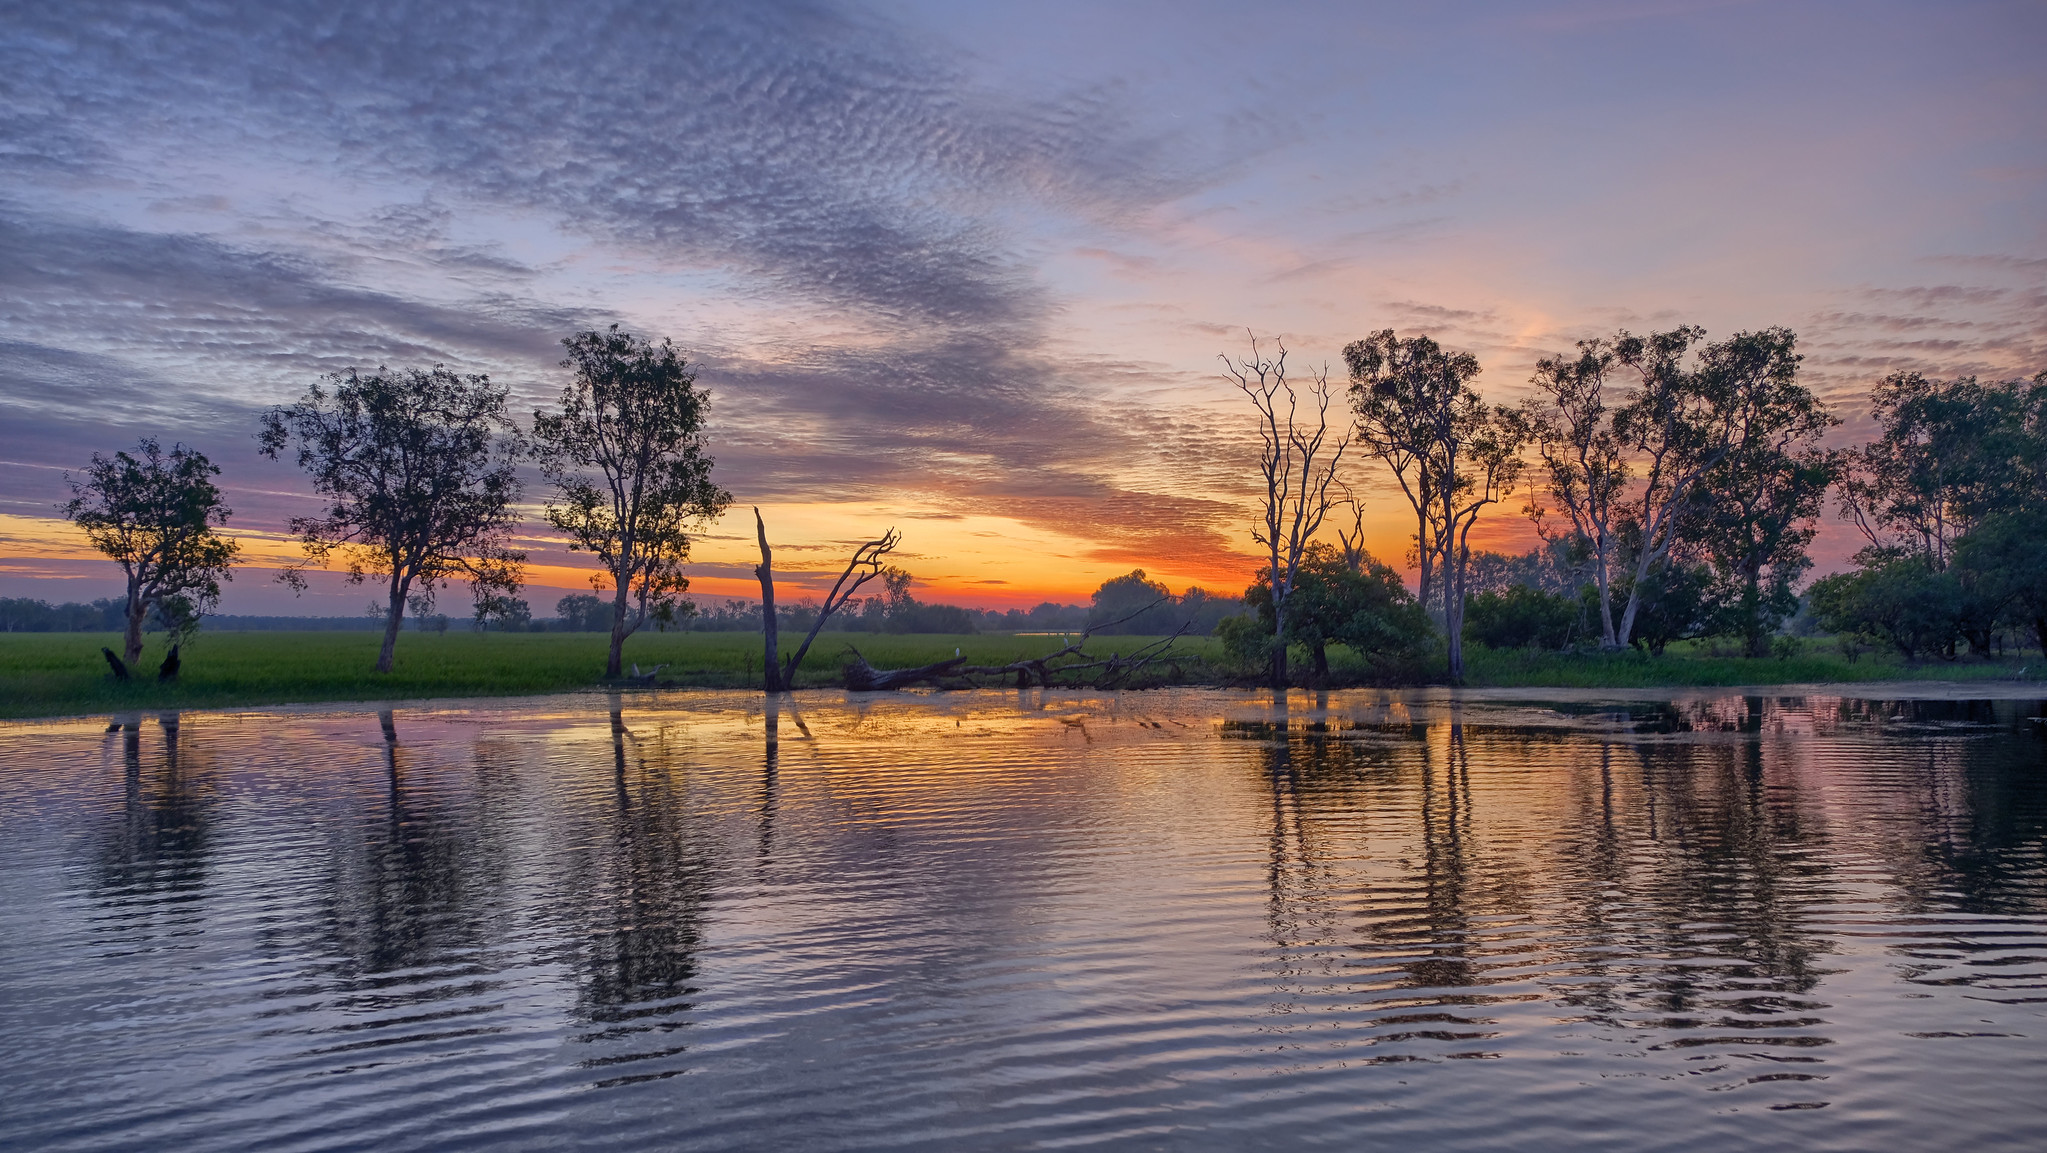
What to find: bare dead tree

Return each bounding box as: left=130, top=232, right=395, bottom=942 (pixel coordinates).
left=1333, top=480, right=1371, bottom=574
left=754, top=508, right=900, bottom=691
left=1223, top=333, right=1350, bottom=687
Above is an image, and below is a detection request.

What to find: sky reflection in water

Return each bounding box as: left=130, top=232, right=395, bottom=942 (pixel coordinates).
left=1, top=689, right=2044, bottom=1151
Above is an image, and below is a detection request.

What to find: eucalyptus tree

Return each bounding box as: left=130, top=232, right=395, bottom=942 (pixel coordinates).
left=1225, top=333, right=1350, bottom=687
left=534, top=327, right=732, bottom=679
left=1522, top=341, right=1629, bottom=646
left=62, top=438, right=239, bottom=668
left=1343, top=331, right=1456, bottom=608
left=260, top=366, right=525, bottom=673
left=1344, top=329, right=1524, bottom=681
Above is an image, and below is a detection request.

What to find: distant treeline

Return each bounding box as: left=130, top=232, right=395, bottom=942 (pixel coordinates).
left=2, top=569, right=1241, bottom=638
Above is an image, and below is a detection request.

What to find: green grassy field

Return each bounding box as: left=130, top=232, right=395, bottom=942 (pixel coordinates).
left=0, top=630, right=2032, bottom=721
left=0, top=630, right=1213, bottom=720
left=1456, top=640, right=2035, bottom=688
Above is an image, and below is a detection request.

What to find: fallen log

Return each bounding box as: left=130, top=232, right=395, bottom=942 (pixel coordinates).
left=102, top=647, right=130, bottom=681
left=843, top=649, right=967, bottom=691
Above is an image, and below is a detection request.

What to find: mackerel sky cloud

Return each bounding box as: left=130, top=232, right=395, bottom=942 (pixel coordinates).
left=1, top=0, right=2041, bottom=612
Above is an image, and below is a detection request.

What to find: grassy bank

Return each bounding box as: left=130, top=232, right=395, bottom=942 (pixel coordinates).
left=1458, top=641, right=2036, bottom=688
left=0, top=630, right=2034, bottom=721
left=0, top=630, right=1211, bottom=720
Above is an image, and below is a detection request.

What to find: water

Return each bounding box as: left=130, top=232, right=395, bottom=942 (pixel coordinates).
left=2, top=688, right=2043, bottom=1151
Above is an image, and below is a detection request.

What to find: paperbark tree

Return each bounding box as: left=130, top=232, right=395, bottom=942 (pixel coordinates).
left=259, top=366, right=525, bottom=673
left=1344, top=333, right=1451, bottom=608
left=62, top=439, right=238, bottom=667
left=534, top=327, right=732, bottom=679
left=1344, top=330, right=1519, bottom=681
left=1608, top=327, right=1807, bottom=648
left=1224, top=333, right=1350, bottom=687
left=1522, top=342, right=1629, bottom=647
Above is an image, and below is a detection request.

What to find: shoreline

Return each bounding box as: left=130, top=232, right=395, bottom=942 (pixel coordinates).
left=4, top=677, right=2042, bottom=729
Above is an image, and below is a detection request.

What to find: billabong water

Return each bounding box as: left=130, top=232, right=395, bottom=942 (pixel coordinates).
left=2, top=688, right=2042, bottom=1150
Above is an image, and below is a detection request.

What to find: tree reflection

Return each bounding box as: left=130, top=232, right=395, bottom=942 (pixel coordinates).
left=566, top=703, right=712, bottom=1086
left=93, top=712, right=214, bottom=920
left=303, top=710, right=511, bottom=986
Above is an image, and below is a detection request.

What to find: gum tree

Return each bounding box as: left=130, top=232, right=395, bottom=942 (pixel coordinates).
left=260, top=366, right=525, bottom=673
left=62, top=438, right=239, bottom=668
left=534, top=327, right=731, bottom=679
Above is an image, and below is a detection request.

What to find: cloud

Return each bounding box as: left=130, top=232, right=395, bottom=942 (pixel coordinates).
left=1, top=1, right=1211, bottom=332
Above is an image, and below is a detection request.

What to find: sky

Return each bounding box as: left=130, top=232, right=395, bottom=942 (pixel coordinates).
left=1, top=0, right=2042, bottom=616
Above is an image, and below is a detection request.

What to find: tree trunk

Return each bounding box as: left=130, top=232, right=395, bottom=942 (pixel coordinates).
left=754, top=508, right=784, bottom=692
left=375, top=572, right=408, bottom=673
left=1743, top=568, right=1767, bottom=659
left=122, top=581, right=147, bottom=667
left=1594, top=541, right=1619, bottom=649
left=606, top=581, right=631, bottom=680
left=1311, top=639, right=1328, bottom=683
left=1271, top=600, right=1289, bottom=688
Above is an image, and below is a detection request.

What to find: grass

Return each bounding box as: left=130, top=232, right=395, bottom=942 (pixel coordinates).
left=1457, top=638, right=2037, bottom=689
left=0, top=630, right=1219, bottom=720
left=0, top=630, right=2033, bottom=722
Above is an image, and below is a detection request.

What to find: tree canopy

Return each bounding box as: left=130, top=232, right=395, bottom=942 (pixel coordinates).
left=259, top=366, right=525, bottom=673
left=535, top=326, right=731, bottom=679
left=62, top=438, right=238, bottom=667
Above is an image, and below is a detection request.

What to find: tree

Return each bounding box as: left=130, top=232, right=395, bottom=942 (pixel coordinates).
left=1241, top=542, right=1432, bottom=683
left=1839, top=371, right=2047, bottom=565
left=1344, top=332, right=1456, bottom=608
left=1955, top=511, right=2047, bottom=656
left=1225, top=333, right=1350, bottom=687
left=62, top=438, right=238, bottom=667
left=753, top=508, right=900, bottom=691
left=1523, top=326, right=1812, bottom=652
left=555, top=593, right=609, bottom=631
left=534, top=327, right=732, bottom=679
left=259, top=366, right=525, bottom=673
left=1463, top=586, right=1579, bottom=651
left=1691, top=333, right=1837, bottom=656
left=1087, top=570, right=1177, bottom=635
left=1522, top=341, right=1629, bottom=646
left=1344, top=329, right=1524, bottom=681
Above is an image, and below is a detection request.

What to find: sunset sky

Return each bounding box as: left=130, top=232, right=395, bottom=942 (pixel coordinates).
left=2, top=0, right=2042, bottom=615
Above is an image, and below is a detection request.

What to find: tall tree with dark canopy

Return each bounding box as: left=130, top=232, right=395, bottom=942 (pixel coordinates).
left=1691, top=330, right=1837, bottom=656
left=260, top=367, right=525, bottom=673
left=62, top=438, right=238, bottom=668
left=1224, top=334, right=1350, bottom=687
left=534, top=327, right=732, bottom=679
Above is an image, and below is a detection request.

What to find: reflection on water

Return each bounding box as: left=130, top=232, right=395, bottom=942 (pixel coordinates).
left=2, top=689, right=2044, bottom=1151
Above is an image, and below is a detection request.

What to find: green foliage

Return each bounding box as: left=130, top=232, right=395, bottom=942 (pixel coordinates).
left=1463, top=585, right=1579, bottom=651
left=1955, top=511, right=2047, bottom=654
left=258, top=366, right=525, bottom=672
left=1088, top=570, right=1177, bottom=634
left=533, top=326, right=732, bottom=675
left=555, top=593, right=610, bottom=631
left=1627, top=562, right=1724, bottom=657
left=1810, top=556, right=1962, bottom=660
left=1244, top=542, right=1433, bottom=682
left=62, top=439, right=238, bottom=664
